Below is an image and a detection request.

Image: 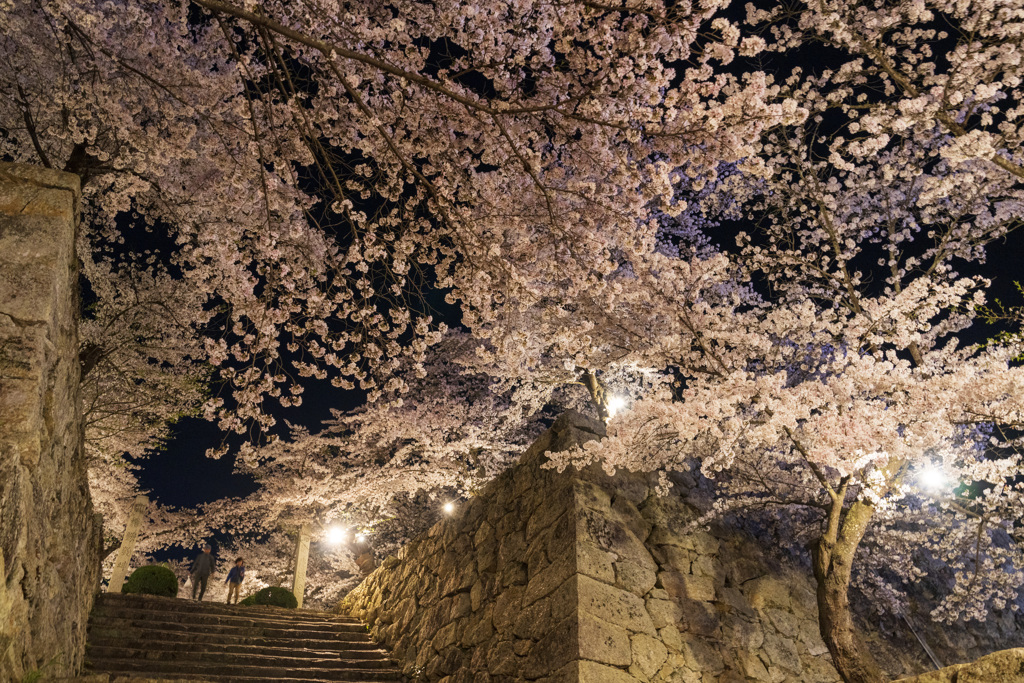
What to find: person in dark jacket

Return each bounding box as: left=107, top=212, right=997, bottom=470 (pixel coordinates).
left=225, top=557, right=245, bottom=604
left=190, top=544, right=216, bottom=601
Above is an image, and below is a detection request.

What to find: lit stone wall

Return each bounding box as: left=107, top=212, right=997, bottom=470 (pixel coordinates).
left=342, top=410, right=1021, bottom=682
left=0, top=162, right=101, bottom=680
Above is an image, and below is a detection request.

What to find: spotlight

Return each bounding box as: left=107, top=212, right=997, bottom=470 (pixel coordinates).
left=442, top=501, right=455, bottom=515
left=920, top=464, right=946, bottom=491
left=607, top=395, right=627, bottom=418
left=355, top=533, right=366, bottom=543
left=326, top=526, right=347, bottom=545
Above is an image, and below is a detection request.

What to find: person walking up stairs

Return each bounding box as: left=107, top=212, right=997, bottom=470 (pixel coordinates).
left=84, top=592, right=402, bottom=682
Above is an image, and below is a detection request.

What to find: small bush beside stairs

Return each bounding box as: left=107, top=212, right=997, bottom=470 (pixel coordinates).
left=77, top=592, right=403, bottom=682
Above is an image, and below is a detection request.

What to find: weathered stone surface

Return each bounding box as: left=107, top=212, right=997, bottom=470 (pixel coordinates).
left=614, top=561, right=657, bottom=597
left=660, top=571, right=715, bottom=603
left=579, top=612, right=632, bottom=667
left=896, top=648, right=1024, bottom=683
left=1, top=163, right=100, bottom=681
left=578, top=660, right=641, bottom=683
left=577, top=575, right=657, bottom=635
left=630, top=633, right=668, bottom=679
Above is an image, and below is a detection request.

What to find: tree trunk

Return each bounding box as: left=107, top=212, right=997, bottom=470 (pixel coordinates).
left=813, top=502, right=885, bottom=683
left=580, top=369, right=609, bottom=421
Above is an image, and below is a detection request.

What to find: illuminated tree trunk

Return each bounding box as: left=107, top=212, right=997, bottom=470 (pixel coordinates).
left=580, top=369, right=609, bottom=422
left=813, top=501, right=884, bottom=683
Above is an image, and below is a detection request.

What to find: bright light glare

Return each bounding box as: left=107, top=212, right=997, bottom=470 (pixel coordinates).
left=920, top=464, right=947, bottom=491
left=442, top=501, right=455, bottom=515
left=607, top=395, right=627, bottom=418
left=326, top=526, right=347, bottom=545
left=355, top=533, right=366, bottom=543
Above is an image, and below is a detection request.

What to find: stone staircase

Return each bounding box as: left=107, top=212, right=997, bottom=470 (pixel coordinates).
left=84, top=593, right=403, bottom=682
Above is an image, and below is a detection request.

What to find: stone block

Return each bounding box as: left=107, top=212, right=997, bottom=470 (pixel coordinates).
left=578, top=509, right=657, bottom=573
left=578, top=541, right=617, bottom=584
left=498, top=531, right=527, bottom=567
left=631, top=633, right=668, bottom=679
left=486, top=640, right=519, bottom=676
left=680, top=637, right=724, bottom=674
left=762, top=631, right=801, bottom=673
left=528, top=490, right=573, bottom=539
left=513, top=597, right=551, bottom=640
left=462, top=605, right=494, bottom=647
left=579, top=612, right=632, bottom=667
left=575, top=479, right=613, bottom=513
left=658, top=625, right=683, bottom=653
left=578, top=660, right=642, bottom=683
left=645, top=598, right=682, bottom=630
left=524, top=547, right=575, bottom=607
left=723, top=613, right=763, bottom=650
left=493, top=585, right=525, bottom=633
left=738, top=650, right=773, bottom=681
left=615, top=561, right=657, bottom=597
left=675, top=598, right=719, bottom=637
left=578, top=575, right=657, bottom=635
left=659, top=571, right=715, bottom=603
left=499, top=561, right=527, bottom=588
left=523, top=616, right=578, bottom=679
left=745, top=576, right=792, bottom=610
left=432, top=620, right=461, bottom=651
left=548, top=576, right=578, bottom=621
left=764, top=608, right=799, bottom=638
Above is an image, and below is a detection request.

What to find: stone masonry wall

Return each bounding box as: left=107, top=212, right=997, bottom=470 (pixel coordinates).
left=0, top=163, right=101, bottom=680
left=342, top=412, right=601, bottom=682
left=342, top=411, right=1019, bottom=682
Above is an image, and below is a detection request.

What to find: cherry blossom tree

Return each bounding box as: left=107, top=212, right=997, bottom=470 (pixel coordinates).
left=549, top=3, right=1024, bottom=678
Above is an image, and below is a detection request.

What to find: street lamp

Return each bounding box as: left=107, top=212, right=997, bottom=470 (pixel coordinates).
left=607, top=395, right=627, bottom=418
left=919, top=464, right=947, bottom=492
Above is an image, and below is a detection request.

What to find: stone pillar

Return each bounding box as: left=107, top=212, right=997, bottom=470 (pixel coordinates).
left=107, top=495, right=150, bottom=593
left=292, top=522, right=311, bottom=608
left=0, top=162, right=99, bottom=680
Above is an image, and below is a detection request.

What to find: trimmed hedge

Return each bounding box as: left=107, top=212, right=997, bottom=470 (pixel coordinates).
left=121, top=565, right=179, bottom=597
left=240, top=586, right=298, bottom=608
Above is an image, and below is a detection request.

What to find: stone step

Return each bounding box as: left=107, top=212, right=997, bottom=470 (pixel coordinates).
left=87, top=646, right=396, bottom=670
left=93, top=673, right=389, bottom=683
left=85, top=658, right=402, bottom=681
left=88, top=641, right=389, bottom=661
left=88, top=616, right=372, bottom=642
left=91, top=604, right=368, bottom=633
left=94, top=594, right=360, bottom=624
left=87, top=625, right=382, bottom=652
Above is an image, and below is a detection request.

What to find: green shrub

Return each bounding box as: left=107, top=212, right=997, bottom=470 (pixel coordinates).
left=121, top=565, right=178, bottom=597
left=239, top=586, right=298, bottom=608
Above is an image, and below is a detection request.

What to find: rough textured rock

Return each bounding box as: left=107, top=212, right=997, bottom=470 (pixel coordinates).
left=1, top=162, right=101, bottom=680
left=895, top=648, right=1024, bottom=683
left=341, top=411, right=1023, bottom=682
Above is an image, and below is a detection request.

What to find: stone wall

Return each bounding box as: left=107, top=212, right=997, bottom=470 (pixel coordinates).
left=342, top=410, right=1023, bottom=682
left=342, top=412, right=601, bottom=682
left=1, top=163, right=101, bottom=680
left=896, top=648, right=1024, bottom=683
